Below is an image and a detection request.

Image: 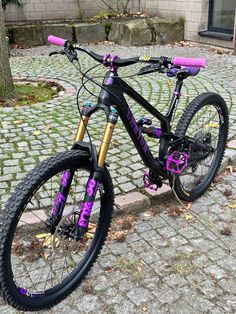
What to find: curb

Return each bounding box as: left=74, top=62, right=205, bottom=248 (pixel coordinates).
left=18, top=144, right=236, bottom=226
left=114, top=145, right=236, bottom=217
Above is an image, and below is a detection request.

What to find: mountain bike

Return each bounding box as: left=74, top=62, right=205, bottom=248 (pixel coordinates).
left=0, top=35, right=229, bottom=311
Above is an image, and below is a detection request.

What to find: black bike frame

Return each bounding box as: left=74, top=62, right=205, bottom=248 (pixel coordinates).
left=94, top=70, right=184, bottom=177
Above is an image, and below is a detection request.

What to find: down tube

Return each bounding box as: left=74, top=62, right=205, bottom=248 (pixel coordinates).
left=116, top=99, right=165, bottom=175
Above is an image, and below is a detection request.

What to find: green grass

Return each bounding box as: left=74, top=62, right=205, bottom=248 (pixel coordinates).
left=14, top=83, right=58, bottom=106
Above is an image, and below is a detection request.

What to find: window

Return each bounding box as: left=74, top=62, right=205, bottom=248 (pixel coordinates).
left=208, top=0, right=235, bottom=34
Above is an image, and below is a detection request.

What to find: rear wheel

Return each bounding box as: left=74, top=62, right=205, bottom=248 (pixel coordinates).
left=170, top=92, right=229, bottom=201
left=0, top=150, right=114, bottom=311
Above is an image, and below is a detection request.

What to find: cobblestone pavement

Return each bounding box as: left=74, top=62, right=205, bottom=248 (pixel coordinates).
left=0, top=43, right=236, bottom=313
left=1, top=167, right=236, bottom=313
left=0, top=43, right=236, bottom=207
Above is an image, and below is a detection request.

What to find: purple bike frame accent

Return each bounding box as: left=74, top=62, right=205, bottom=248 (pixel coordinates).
left=61, top=171, right=72, bottom=187
left=86, top=178, right=98, bottom=197
left=52, top=192, right=66, bottom=215
left=77, top=177, right=99, bottom=228
left=127, top=108, right=148, bottom=154
left=155, top=128, right=162, bottom=138
left=77, top=201, right=94, bottom=228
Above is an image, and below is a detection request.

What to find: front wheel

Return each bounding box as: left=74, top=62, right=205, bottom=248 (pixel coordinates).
left=170, top=92, right=229, bottom=201
left=0, top=150, right=114, bottom=311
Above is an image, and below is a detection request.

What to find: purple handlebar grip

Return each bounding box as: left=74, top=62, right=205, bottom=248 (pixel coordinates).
left=48, top=35, right=66, bottom=46
left=172, top=57, right=207, bottom=68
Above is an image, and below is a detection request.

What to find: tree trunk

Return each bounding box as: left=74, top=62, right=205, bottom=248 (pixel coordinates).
left=234, top=8, right=236, bottom=55
left=0, top=2, right=15, bottom=104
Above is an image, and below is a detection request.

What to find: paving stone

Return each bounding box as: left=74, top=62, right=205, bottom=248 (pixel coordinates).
left=164, top=273, right=188, bottom=288
left=227, top=139, right=236, bottom=149
left=113, top=300, right=136, bottom=314
left=115, top=191, right=150, bottom=213
left=179, top=226, right=202, bottom=239
left=204, top=265, right=227, bottom=280
left=73, top=295, right=103, bottom=312
left=152, top=284, right=180, bottom=304
left=145, top=183, right=172, bottom=198
left=127, top=287, right=154, bottom=306
left=169, top=300, right=195, bottom=314
left=93, top=275, right=114, bottom=291
left=218, top=278, right=235, bottom=294
left=190, top=297, right=215, bottom=312
left=119, top=182, right=136, bottom=193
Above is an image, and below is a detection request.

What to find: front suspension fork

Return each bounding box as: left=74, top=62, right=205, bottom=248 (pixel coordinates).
left=76, top=114, right=117, bottom=234
left=49, top=110, right=117, bottom=237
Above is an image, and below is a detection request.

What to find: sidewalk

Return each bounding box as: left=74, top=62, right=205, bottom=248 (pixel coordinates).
left=0, top=168, right=236, bottom=313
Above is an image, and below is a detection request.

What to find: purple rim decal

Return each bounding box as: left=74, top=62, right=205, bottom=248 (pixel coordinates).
left=19, top=287, right=44, bottom=298
left=20, top=287, right=27, bottom=295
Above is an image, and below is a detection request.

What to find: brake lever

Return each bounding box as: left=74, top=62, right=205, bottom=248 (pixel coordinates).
left=49, top=50, right=65, bottom=57
left=137, top=63, right=160, bottom=76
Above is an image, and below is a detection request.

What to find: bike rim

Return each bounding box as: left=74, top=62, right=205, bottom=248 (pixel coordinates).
left=10, top=167, right=104, bottom=297
left=178, top=104, right=223, bottom=192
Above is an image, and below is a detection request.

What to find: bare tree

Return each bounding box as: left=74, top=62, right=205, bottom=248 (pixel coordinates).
left=234, top=8, right=236, bottom=55
left=0, top=1, right=15, bottom=105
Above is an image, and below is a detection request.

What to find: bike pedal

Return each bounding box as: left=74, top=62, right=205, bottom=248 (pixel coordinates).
left=166, top=151, right=190, bottom=174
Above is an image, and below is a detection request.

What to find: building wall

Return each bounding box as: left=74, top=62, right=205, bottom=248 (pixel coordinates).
left=3, top=0, right=234, bottom=49
left=3, top=0, right=105, bottom=21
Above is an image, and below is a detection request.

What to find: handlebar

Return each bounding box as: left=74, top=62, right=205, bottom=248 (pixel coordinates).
left=48, top=35, right=207, bottom=69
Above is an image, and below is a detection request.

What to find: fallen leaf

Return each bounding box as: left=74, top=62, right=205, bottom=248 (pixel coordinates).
left=36, top=233, right=51, bottom=239
left=32, top=130, right=41, bottom=136
left=168, top=207, right=183, bottom=217
left=85, top=232, right=94, bottom=239
left=207, top=122, right=219, bottom=128
left=185, top=215, right=193, bottom=221
left=43, top=235, right=60, bottom=248
left=82, top=282, right=94, bottom=294
left=223, top=188, right=232, bottom=197
left=187, top=202, right=192, bottom=210
left=13, top=120, right=23, bottom=124
left=111, top=139, right=120, bottom=147
left=88, top=223, right=96, bottom=232
left=42, top=252, right=50, bottom=260
left=226, top=166, right=234, bottom=174
left=43, top=125, right=51, bottom=132
left=105, top=266, right=113, bottom=273
left=228, top=204, right=236, bottom=209
left=220, top=226, right=232, bottom=236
